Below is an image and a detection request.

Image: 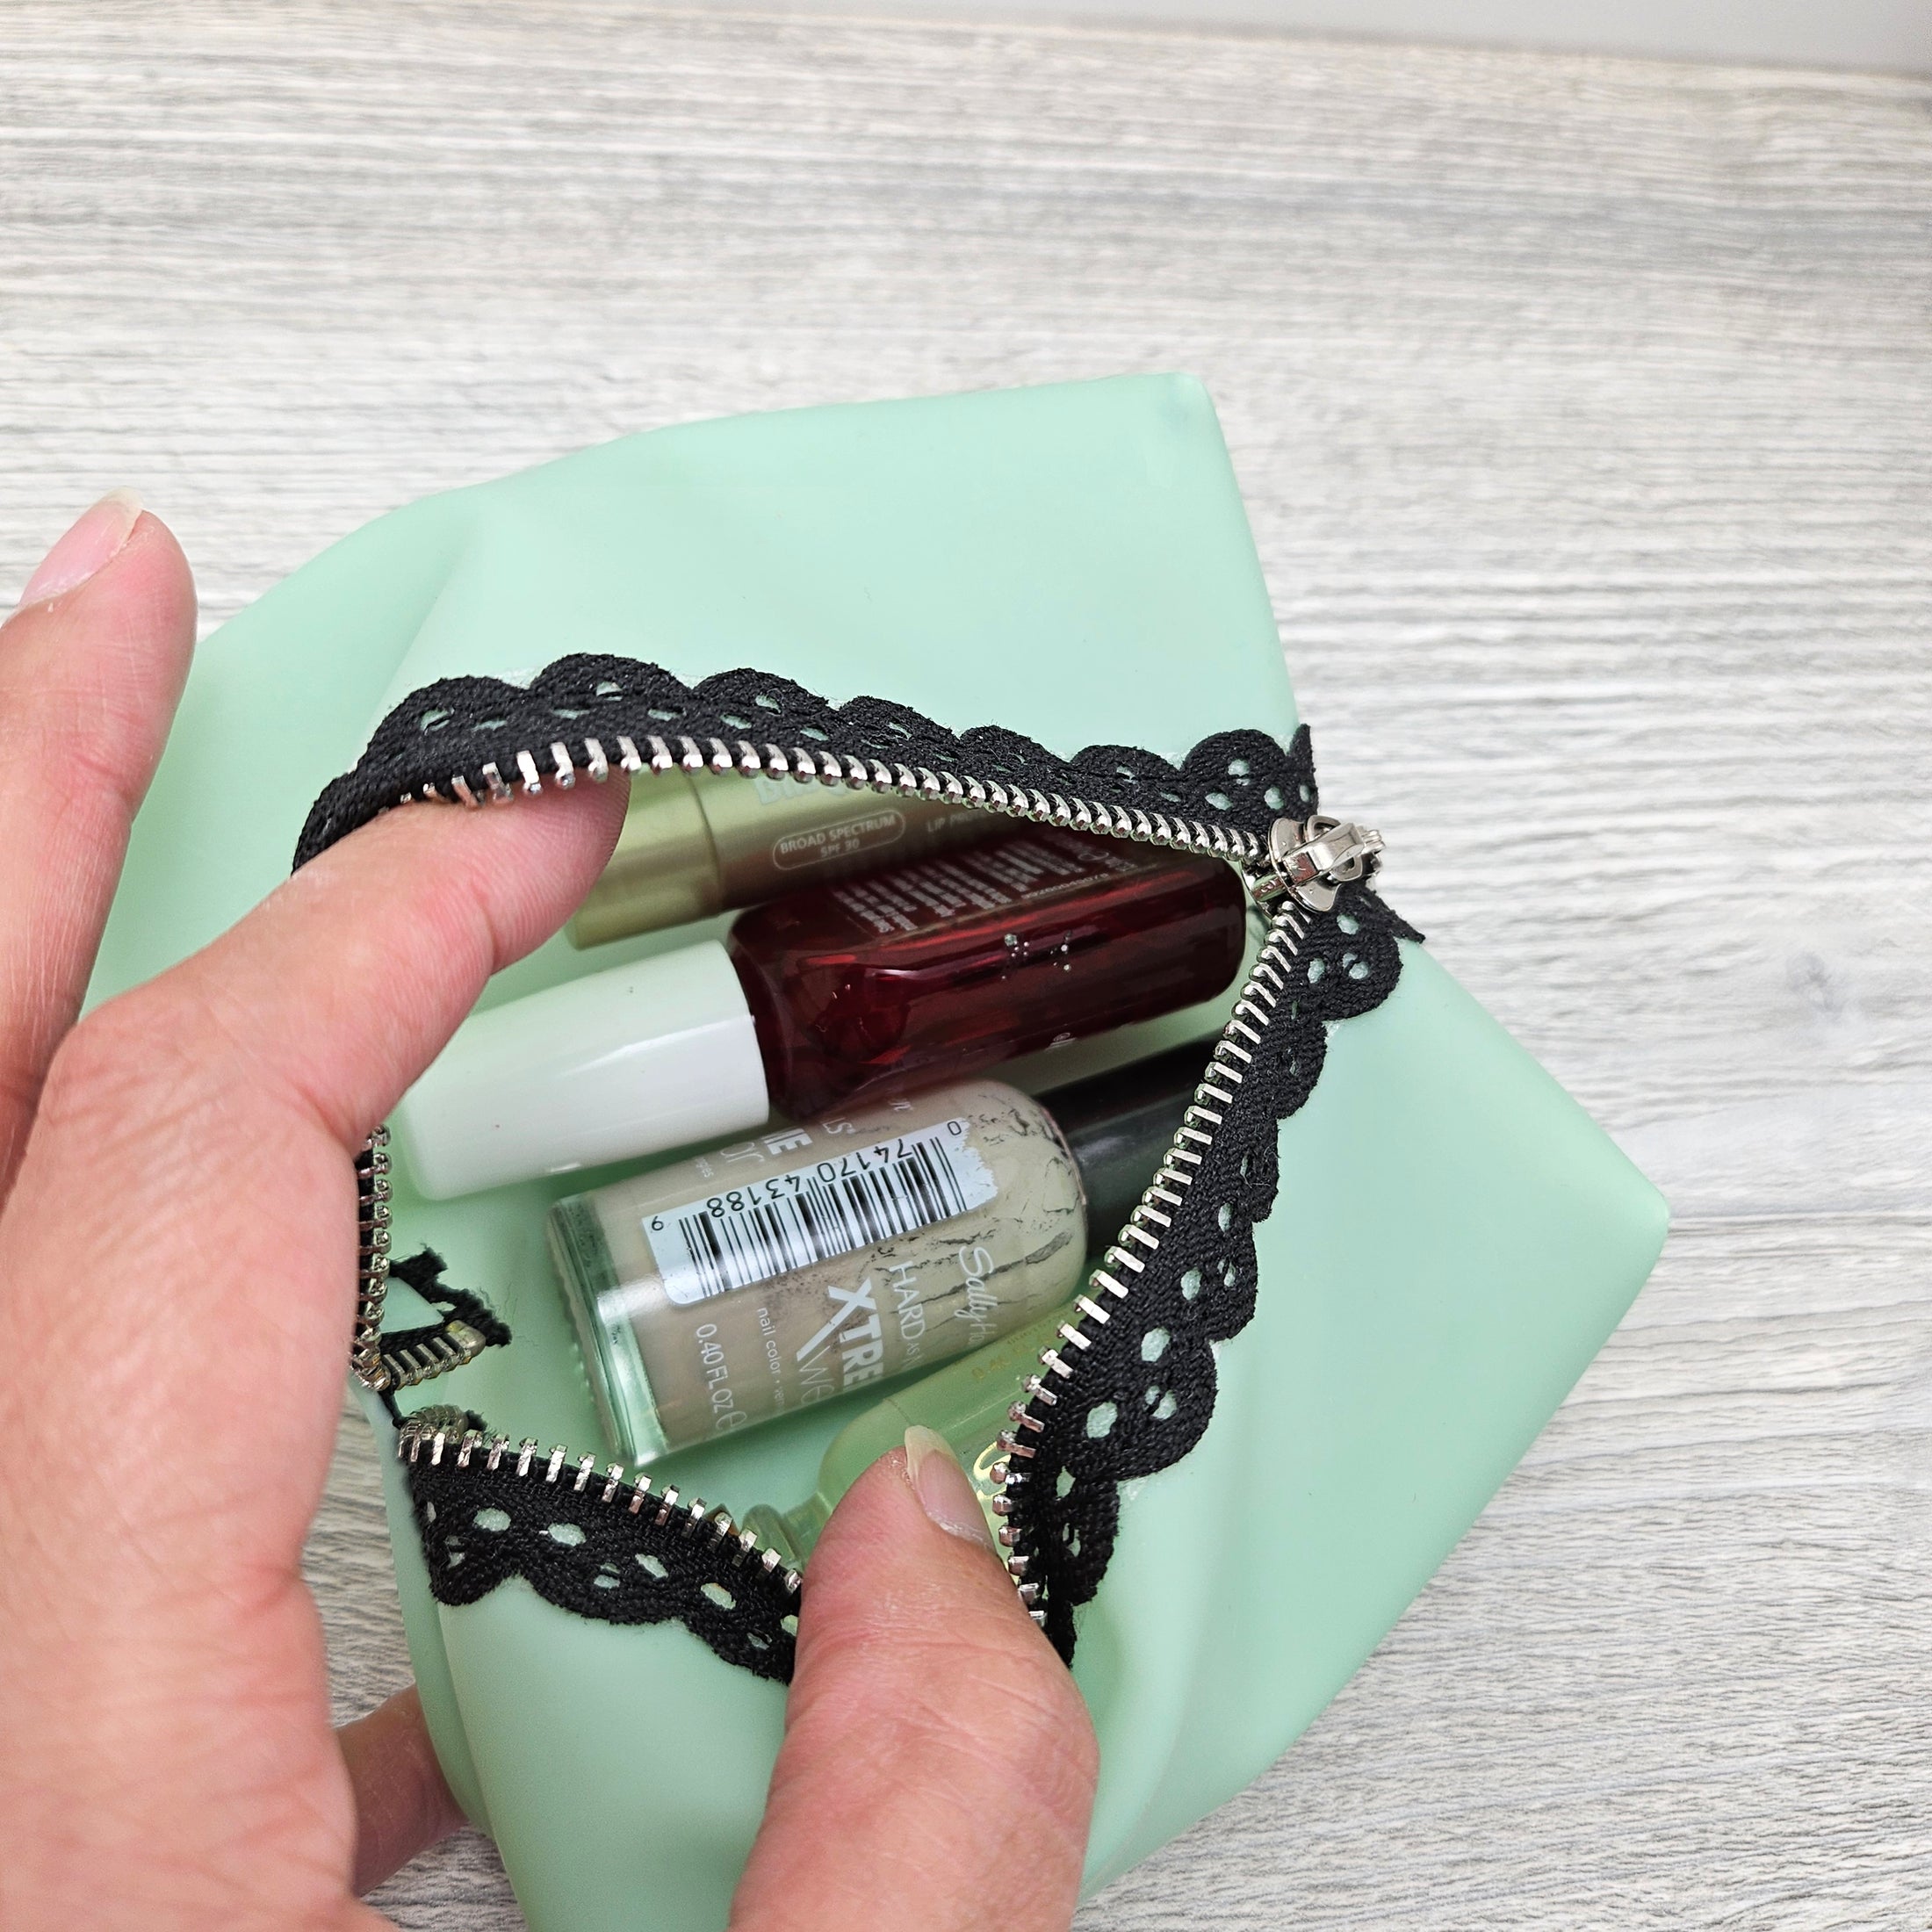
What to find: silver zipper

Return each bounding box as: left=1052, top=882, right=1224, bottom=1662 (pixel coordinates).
left=350, top=1128, right=392, bottom=1391
left=987, top=888, right=1308, bottom=1622
left=351, top=1128, right=494, bottom=1391
left=356, top=724, right=1383, bottom=1627
left=986, top=816, right=1384, bottom=1622
left=405, top=729, right=1271, bottom=862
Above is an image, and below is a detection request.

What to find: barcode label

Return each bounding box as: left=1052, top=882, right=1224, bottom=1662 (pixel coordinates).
left=647, top=1119, right=997, bottom=1306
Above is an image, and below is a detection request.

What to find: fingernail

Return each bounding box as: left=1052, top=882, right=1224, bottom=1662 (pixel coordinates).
left=905, top=1425, right=996, bottom=1549
left=18, top=489, right=144, bottom=606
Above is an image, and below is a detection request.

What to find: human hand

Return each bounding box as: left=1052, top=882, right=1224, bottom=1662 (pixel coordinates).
left=0, top=497, right=1097, bottom=1929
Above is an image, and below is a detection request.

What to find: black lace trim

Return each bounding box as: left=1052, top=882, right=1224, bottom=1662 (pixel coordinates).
left=1016, top=876, right=1417, bottom=1660
left=303, top=655, right=1417, bottom=1679
left=398, top=1409, right=797, bottom=1682
left=294, top=655, right=1313, bottom=869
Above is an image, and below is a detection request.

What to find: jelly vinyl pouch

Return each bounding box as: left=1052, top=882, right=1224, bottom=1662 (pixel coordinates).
left=92, top=375, right=1667, bottom=1931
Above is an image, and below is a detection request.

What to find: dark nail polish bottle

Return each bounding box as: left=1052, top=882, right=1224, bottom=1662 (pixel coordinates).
left=727, top=829, right=1245, bottom=1120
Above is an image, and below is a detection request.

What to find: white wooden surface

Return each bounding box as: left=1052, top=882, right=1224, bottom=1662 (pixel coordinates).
left=4, top=7, right=1929, bottom=1925
left=679, top=0, right=1932, bottom=82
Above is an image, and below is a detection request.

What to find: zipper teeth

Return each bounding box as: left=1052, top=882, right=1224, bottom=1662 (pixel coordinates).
left=381, top=1323, right=491, bottom=1391
left=359, top=726, right=1289, bottom=1626
left=351, top=1129, right=392, bottom=1390
left=400, top=730, right=1267, bottom=865
left=986, top=897, right=1308, bottom=1626
left=393, top=1409, right=805, bottom=1599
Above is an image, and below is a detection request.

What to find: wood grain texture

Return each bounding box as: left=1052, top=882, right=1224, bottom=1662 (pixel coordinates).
left=4, top=6, right=1928, bottom=1925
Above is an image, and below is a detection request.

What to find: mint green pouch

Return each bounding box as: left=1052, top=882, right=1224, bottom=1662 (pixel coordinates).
left=97, top=374, right=1666, bottom=1930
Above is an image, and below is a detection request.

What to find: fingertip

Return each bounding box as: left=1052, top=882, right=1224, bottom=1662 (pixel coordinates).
left=792, top=1444, right=1082, bottom=1758
left=902, top=1423, right=1002, bottom=1550
left=804, top=1440, right=1024, bottom=1633
left=312, top=763, right=629, bottom=973
left=9, top=496, right=196, bottom=649
left=1, top=503, right=198, bottom=781
left=137, top=768, right=633, bottom=1153
left=13, top=489, right=145, bottom=607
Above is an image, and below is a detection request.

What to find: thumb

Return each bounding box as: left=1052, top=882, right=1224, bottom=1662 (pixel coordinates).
left=0, top=494, right=196, bottom=1199
left=732, top=1431, right=1098, bottom=1932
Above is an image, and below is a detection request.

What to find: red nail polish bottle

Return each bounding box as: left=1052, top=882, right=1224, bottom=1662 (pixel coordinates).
left=729, top=830, right=1246, bottom=1119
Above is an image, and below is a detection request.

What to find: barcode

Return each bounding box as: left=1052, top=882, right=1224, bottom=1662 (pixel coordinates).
left=647, top=1119, right=997, bottom=1306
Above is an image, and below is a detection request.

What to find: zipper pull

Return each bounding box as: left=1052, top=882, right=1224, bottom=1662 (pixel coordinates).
left=1245, top=813, right=1385, bottom=913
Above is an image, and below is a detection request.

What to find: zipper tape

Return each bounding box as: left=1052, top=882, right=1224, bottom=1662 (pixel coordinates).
left=396, top=1405, right=802, bottom=1683
left=296, top=656, right=1313, bottom=870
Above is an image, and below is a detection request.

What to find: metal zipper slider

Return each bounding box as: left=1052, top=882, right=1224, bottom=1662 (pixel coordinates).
left=1244, top=813, right=1385, bottom=912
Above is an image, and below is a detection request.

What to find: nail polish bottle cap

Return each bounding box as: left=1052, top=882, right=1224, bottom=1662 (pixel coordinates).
left=1041, top=1039, right=1218, bottom=1247
left=393, top=941, right=770, bottom=1199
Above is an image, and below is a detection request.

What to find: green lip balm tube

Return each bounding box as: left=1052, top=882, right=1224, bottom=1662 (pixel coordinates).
left=743, top=1302, right=1076, bottom=1565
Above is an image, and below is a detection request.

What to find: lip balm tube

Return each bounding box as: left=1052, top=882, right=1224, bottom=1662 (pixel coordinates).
left=566, top=768, right=992, bottom=948
left=393, top=831, right=1245, bottom=1199
left=547, top=1043, right=1211, bottom=1466
left=739, top=1303, right=1075, bottom=1566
